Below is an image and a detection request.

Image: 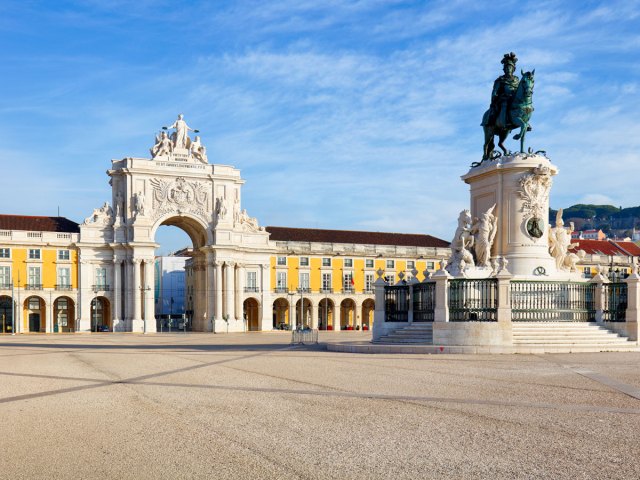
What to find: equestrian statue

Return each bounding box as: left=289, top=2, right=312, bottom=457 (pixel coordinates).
left=481, top=52, right=535, bottom=160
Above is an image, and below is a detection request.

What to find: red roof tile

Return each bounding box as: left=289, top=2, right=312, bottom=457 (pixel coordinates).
left=0, top=215, right=79, bottom=233
left=571, top=239, right=639, bottom=257
left=266, top=226, right=450, bottom=248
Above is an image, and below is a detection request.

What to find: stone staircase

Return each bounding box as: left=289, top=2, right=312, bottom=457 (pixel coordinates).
left=375, top=323, right=433, bottom=344
left=511, top=322, right=638, bottom=352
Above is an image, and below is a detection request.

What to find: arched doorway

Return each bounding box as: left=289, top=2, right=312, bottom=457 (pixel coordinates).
left=54, top=297, right=75, bottom=333
left=0, top=296, right=14, bottom=333
left=294, top=298, right=312, bottom=329
left=361, top=299, right=375, bottom=331
left=340, top=298, right=356, bottom=330
left=318, top=298, right=334, bottom=330
left=90, top=297, right=111, bottom=332
left=243, top=298, right=260, bottom=331
left=272, top=297, right=290, bottom=330
left=24, top=296, right=45, bottom=333
left=152, top=216, right=208, bottom=332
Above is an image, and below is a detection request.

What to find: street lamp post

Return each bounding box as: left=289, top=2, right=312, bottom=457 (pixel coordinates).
left=92, top=285, right=99, bottom=333
left=287, top=291, right=295, bottom=330
left=141, top=285, right=151, bottom=334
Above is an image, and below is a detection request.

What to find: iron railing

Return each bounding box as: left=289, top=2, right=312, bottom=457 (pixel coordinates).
left=603, top=282, right=627, bottom=322
left=511, top=281, right=595, bottom=321
left=385, top=285, right=409, bottom=322
left=448, top=279, right=497, bottom=321
left=413, top=282, right=436, bottom=322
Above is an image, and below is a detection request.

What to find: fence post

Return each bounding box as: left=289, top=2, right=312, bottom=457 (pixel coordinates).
left=408, top=270, right=419, bottom=324
left=590, top=271, right=607, bottom=324
left=495, top=268, right=512, bottom=324
left=372, top=269, right=387, bottom=341
left=432, top=266, right=451, bottom=322
left=624, top=270, right=640, bottom=342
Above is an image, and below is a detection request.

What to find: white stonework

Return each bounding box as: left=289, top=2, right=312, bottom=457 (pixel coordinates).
left=77, top=116, right=275, bottom=333
left=461, top=152, right=575, bottom=279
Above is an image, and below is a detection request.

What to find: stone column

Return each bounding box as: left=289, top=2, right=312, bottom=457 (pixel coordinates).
left=125, top=259, right=134, bottom=323
left=590, top=273, right=606, bottom=324
left=225, top=261, right=235, bottom=321
left=143, top=260, right=156, bottom=333
left=45, top=296, right=52, bottom=333
left=206, top=254, right=216, bottom=332
left=371, top=269, right=386, bottom=341
left=433, top=268, right=451, bottom=323
left=495, top=266, right=513, bottom=345
left=113, top=259, right=121, bottom=326
left=132, top=258, right=142, bottom=330
left=624, top=272, right=640, bottom=342
left=235, top=263, right=244, bottom=321
left=214, top=261, right=222, bottom=325
left=310, top=299, right=318, bottom=329
left=260, top=264, right=271, bottom=331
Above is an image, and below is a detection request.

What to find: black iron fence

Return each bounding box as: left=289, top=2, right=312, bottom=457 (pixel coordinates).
left=413, top=282, right=436, bottom=322
left=385, top=285, right=410, bottom=322
left=511, top=281, right=596, bottom=321
left=603, top=282, right=627, bottom=322
left=448, top=279, right=497, bottom=322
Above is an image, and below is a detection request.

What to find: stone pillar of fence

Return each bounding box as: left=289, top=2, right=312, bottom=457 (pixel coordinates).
left=432, top=267, right=451, bottom=322
left=408, top=270, right=420, bottom=324
left=624, top=270, right=640, bottom=342
left=495, top=268, right=512, bottom=324
left=372, top=269, right=387, bottom=341
left=589, top=272, right=607, bottom=324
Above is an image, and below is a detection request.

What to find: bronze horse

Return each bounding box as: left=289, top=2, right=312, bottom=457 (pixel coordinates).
left=481, top=70, right=535, bottom=160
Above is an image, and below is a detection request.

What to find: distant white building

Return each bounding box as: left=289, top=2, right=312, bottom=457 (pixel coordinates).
left=154, top=254, right=189, bottom=318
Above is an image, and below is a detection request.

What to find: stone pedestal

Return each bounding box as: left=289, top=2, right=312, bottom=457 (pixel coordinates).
left=461, top=153, right=561, bottom=278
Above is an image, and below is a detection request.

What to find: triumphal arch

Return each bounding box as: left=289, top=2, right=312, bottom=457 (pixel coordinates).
left=77, top=115, right=275, bottom=332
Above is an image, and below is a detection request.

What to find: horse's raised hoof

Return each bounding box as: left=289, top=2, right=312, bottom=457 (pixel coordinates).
left=513, top=134, right=521, bottom=140
left=527, top=125, right=532, bottom=131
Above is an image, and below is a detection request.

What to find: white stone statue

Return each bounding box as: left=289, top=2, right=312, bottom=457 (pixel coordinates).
left=190, top=135, right=208, bottom=163
left=83, top=202, right=113, bottom=225
left=447, top=209, right=475, bottom=276
left=115, top=191, right=124, bottom=219
left=165, top=114, right=196, bottom=150
left=134, top=191, right=146, bottom=217
left=471, top=204, right=498, bottom=268
left=150, top=131, right=172, bottom=158
left=215, top=196, right=227, bottom=221
left=563, top=249, right=586, bottom=273
left=549, top=209, right=577, bottom=271
left=237, top=208, right=264, bottom=232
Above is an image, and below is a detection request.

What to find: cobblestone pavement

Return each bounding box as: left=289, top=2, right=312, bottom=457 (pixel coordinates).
left=0, top=331, right=639, bottom=479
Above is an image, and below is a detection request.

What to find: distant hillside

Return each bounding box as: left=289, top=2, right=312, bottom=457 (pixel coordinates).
left=548, top=204, right=640, bottom=235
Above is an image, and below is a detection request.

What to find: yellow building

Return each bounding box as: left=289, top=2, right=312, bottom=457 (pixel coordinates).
left=0, top=215, right=79, bottom=333
left=265, top=227, right=450, bottom=331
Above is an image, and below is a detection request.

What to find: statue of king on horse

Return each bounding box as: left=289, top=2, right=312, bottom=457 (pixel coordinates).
left=481, top=52, right=535, bottom=160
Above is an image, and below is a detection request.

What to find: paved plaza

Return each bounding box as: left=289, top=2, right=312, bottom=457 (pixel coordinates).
left=1, top=332, right=639, bottom=479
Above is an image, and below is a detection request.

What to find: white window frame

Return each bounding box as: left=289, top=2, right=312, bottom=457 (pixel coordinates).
left=407, top=260, right=415, bottom=270
left=0, top=248, right=10, bottom=259
left=276, top=272, right=287, bottom=290
left=28, top=266, right=41, bottom=286
left=58, top=249, right=70, bottom=261
left=321, top=273, right=332, bottom=292
left=246, top=271, right=257, bottom=291
left=343, top=272, right=354, bottom=292
left=386, top=259, right=395, bottom=269
left=28, top=249, right=41, bottom=260
left=299, top=272, right=310, bottom=292
left=299, top=257, right=309, bottom=267
left=277, top=256, right=287, bottom=266
left=0, top=266, right=10, bottom=287
left=365, top=273, right=374, bottom=293
left=322, top=258, right=331, bottom=267
left=365, top=259, right=374, bottom=268
left=95, top=267, right=107, bottom=287
left=58, top=267, right=71, bottom=287
left=344, top=258, right=353, bottom=268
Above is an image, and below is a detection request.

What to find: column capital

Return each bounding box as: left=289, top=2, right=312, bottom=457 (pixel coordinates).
left=225, top=261, right=236, bottom=268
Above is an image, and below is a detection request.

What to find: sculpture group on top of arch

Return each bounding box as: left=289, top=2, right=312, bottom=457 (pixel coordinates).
left=150, top=114, right=208, bottom=163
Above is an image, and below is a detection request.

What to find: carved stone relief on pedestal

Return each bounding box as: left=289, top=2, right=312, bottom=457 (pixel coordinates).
left=517, top=164, right=552, bottom=241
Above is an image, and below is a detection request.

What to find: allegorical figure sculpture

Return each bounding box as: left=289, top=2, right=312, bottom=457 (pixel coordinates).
left=447, top=210, right=475, bottom=276
left=151, top=131, right=172, bottom=158
left=165, top=114, right=196, bottom=149
left=190, top=135, right=208, bottom=163
left=481, top=52, right=535, bottom=160
left=134, top=191, right=146, bottom=217
left=549, top=209, right=578, bottom=271
left=472, top=204, right=498, bottom=268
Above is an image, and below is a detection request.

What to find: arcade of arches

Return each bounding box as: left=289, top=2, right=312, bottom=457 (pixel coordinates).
left=271, top=296, right=374, bottom=331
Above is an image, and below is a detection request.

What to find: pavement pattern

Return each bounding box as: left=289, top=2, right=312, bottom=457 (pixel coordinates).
left=0, top=331, right=639, bottom=479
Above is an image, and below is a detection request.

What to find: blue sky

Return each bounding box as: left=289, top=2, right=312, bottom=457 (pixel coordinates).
left=1, top=0, right=639, bottom=253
